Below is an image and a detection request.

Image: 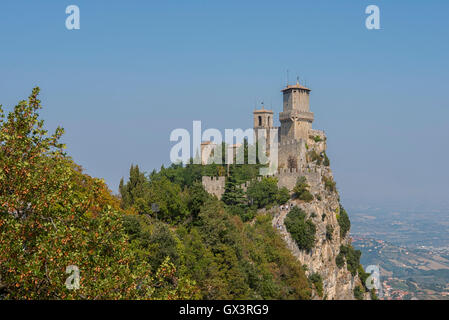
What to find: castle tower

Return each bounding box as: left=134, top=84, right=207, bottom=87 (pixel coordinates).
left=279, top=80, right=314, bottom=142
left=253, top=105, right=273, bottom=129
left=253, top=105, right=274, bottom=154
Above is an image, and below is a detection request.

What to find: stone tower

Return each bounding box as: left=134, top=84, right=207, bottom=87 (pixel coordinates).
left=279, top=80, right=314, bottom=143
left=253, top=105, right=275, bottom=154
left=253, top=105, right=273, bottom=129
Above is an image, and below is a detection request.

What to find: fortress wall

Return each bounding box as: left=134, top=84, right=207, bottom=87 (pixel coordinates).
left=202, top=176, right=225, bottom=199
left=278, top=139, right=307, bottom=170
left=274, top=167, right=322, bottom=192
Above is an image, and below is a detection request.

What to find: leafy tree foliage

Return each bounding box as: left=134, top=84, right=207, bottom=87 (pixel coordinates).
left=308, top=273, right=323, bottom=297
left=0, top=88, right=197, bottom=299
left=221, top=174, right=246, bottom=208
left=354, top=285, right=364, bottom=300
left=284, top=207, right=316, bottom=251
left=335, top=245, right=361, bottom=276
left=276, top=187, right=290, bottom=205
left=119, top=164, right=149, bottom=213
left=247, top=177, right=287, bottom=209
left=177, top=201, right=311, bottom=299
left=337, top=205, right=351, bottom=238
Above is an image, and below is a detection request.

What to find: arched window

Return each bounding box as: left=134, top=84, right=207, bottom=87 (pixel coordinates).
left=258, top=116, right=262, bottom=126
left=267, top=116, right=270, bottom=126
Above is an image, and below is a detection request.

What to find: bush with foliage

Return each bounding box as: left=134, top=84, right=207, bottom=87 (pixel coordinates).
left=335, top=245, right=362, bottom=276
left=337, top=205, right=351, bottom=238
left=0, top=88, right=198, bottom=299
left=293, top=177, right=314, bottom=202
left=354, top=285, right=364, bottom=300
left=246, top=177, right=278, bottom=209
left=323, top=152, right=330, bottom=167
left=308, top=273, right=324, bottom=297
left=326, top=225, right=334, bottom=241
left=284, top=207, right=316, bottom=251
left=276, top=187, right=291, bottom=205
left=307, top=150, right=322, bottom=165
left=322, top=175, right=336, bottom=192
left=246, top=177, right=291, bottom=209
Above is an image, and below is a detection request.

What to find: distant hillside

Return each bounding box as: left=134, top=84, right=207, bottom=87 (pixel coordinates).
left=353, top=237, right=449, bottom=300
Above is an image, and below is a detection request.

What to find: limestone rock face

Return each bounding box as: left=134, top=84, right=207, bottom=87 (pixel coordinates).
left=272, top=137, right=369, bottom=300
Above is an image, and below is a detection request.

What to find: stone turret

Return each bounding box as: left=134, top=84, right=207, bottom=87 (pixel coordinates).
left=279, top=81, right=314, bottom=143
left=253, top=105, right=276, bottom=155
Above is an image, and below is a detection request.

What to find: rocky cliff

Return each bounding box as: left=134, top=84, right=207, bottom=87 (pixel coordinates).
left=272, top=135, right=370, bottom=300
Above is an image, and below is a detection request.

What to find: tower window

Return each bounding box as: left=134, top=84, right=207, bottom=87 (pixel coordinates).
left=258, top=116, right=262, bottom=126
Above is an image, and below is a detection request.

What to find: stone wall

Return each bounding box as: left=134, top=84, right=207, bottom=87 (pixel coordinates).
left=278, top=138, right=307, bottom=170
left=273, top=167, right=322, bottom=192
left=201, top=176, right=225, bottom=199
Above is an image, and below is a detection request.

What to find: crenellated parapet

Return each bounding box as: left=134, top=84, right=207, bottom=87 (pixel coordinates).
left=201, top=176, right=226, bottom=199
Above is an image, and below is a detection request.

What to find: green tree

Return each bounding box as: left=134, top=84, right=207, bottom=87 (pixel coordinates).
left=221, top=175, right=246, bottom=208
left=148, top=176, right=188, bottom=223
left=186, top=181, right=210, bottom=220
left=119, top=164, right=150, bottom=213
left=0, top=88, right=197, bottom=299
left=276, top=187, right=290, bottom=205
left=284, top=207, right=316, bottom=251
left=246, top=177, right=278, bottom=209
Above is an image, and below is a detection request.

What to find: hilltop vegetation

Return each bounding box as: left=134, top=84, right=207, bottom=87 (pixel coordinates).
left=0, top=88, right=311, bottom=299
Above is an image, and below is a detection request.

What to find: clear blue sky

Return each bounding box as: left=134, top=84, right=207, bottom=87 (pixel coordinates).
left=1, top=0, right=448, bottom=211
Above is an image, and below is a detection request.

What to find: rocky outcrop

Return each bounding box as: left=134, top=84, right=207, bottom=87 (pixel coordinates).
left=272, top=137, right=369, bottom=300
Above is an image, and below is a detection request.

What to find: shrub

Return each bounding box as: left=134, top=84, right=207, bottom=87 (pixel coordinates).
left=337, top=205, right=351, bottom=238
left=323, top=176, right=336, bottom=192
left=246, top=177, right=290, bottom=208
left=336, top=252, right=345, bottom=268
left=326, top=225, right=334, bottom=241
left=307, top=150, right=322, bottom=165
left=284, top=207, right=316, bottom=251
left=336, top=245, right=361, bottom=276
left=323, top=152, right=330, bottom=167
left=308, top=273, right=324, bottom=297
left=358, top=264, right=369, bottom=287
left=293, top=177, right=314, bottom=202
left=277, top=187, right=291, bottom=205
left=354, top=285, right=364, bottom=300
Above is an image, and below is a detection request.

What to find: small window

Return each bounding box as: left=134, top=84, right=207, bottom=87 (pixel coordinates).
left=258, top=116, right=262, bottom=126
